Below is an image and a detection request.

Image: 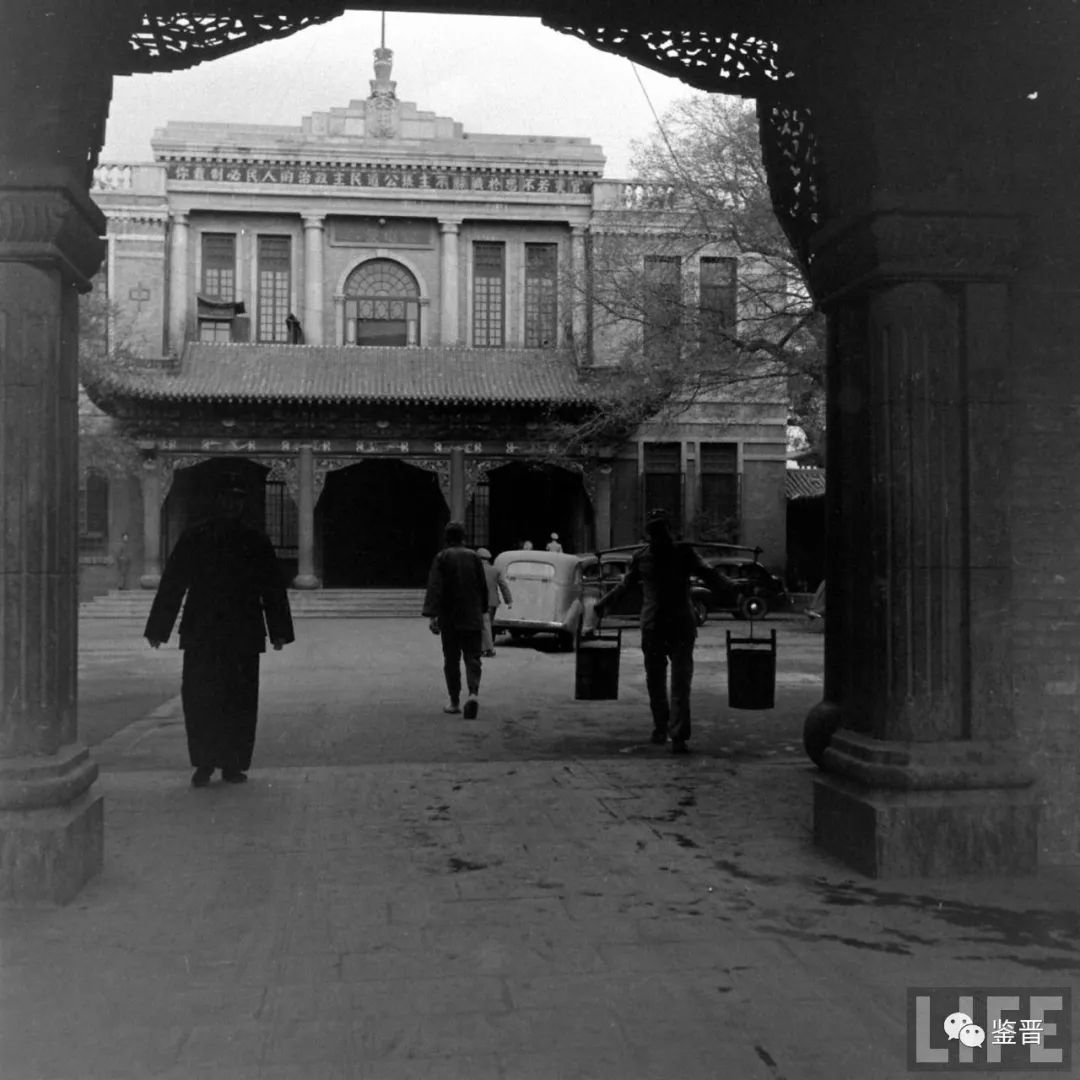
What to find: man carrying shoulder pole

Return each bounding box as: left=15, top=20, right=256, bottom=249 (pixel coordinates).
left=593, top=508, right=730, bottom=754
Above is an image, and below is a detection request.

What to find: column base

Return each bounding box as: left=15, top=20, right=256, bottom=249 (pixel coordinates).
left=814, top=733, right=1039, bottom=877
left=814, top=774, right=1039, bottom=877
left=0, top=745, right=104, bottom=904
left=291, top=573, right=320, bottom=590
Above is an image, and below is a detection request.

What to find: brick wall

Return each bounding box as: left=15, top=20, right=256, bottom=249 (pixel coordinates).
left=1011, top=283, right=1080, bottom=862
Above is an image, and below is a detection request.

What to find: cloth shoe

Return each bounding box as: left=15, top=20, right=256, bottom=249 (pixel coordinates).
left=191, top=766, right=213, bottom=787
left=222, top=769, right=248, bottom=783
left=671, top=739, right=690, bottom=755
left=443, top=702, right=461, bottom=714
left=462, top=696, right=479, bottom=719
left=650, top=729, right=667, bottom=745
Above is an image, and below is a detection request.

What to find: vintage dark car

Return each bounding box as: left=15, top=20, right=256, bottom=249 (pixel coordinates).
left=689, top=543, right=789, bottom=621
left=579, top=547, right=716, bottom=629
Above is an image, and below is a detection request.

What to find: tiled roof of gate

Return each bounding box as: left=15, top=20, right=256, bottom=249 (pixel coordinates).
left=97, top=344, right=595, bottom=406
left=786, top=467, right=826, bottom=500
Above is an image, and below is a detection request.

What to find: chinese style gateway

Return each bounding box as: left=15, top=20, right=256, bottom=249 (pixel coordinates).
left=4, top=0, right=1077, bottom=902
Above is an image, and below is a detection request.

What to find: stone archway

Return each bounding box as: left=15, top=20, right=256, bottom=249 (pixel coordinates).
left=316, top=459, right=448, bottom=587
left=486, top=461, right=594, bottom=556
left=4, top=4, right=1080, bottom=902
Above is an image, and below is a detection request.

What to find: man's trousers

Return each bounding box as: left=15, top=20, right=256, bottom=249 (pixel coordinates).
left=440, top=628, right=482, bottom=704
left=641, top=629, right=695, bottom=743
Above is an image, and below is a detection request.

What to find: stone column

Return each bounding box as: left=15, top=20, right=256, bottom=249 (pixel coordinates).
left=449, top=447, right=467, bottom=522
left=167, top=210, right=190, bottom=354
left=592, top=466, right=612, bottom=550
left=138, top=457, right=162, bottom=588
left=569, top=225, right=587, bottom=353
left=787, top=2, right=1057, bottom=875
left=301, top=214, right=325, bottom=346
left=439, top=219, right=461, bottom=346
left=293, top=445, right=319, bottom=589
left=0, top=4, right=118, bottom=902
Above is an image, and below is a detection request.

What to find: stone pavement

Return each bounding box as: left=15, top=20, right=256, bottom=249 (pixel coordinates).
left=2, top=619, right=1079, bottom=1079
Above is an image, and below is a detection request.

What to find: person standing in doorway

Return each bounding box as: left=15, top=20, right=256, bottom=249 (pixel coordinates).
left=477, top=547, right=512, bottom=657
left=545, top=532, right=563, bottom=553
left=593, top=508, right=730, bottom=754
left=145, top=476, right=294, bottom=787
left=423, top=521, right=489, bottom=718
left=115, top=531, right=131, bottom=590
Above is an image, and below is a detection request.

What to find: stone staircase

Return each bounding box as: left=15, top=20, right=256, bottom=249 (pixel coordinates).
left=80, top=588, right=427, bottom=619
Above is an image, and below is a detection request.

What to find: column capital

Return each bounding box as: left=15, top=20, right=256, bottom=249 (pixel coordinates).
left=301, top=212, right=326, bottom=230
left=809, top=212, right=1024, bottom=306
left=169, top=209, right=190, bottom=227
left=0, top=188, right=105, bottom=289
left=438, top=218, right=462, bottom=234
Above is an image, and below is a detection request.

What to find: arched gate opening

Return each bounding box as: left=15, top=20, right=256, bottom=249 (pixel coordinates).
left=317, top=460, right=448, bottom=587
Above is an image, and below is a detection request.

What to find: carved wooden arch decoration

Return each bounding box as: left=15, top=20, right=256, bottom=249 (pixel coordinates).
left=252, top=457, right=300, bottom=502
left=411, top=458, right=452, bottom=510
left=117, top=7, right=347, bottom=76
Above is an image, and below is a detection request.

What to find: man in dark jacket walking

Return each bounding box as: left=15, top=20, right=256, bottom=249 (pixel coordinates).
left=593, top=508, right=730, bottom=754
left=423, top=521, right=489, bottom=718
left=145, top=477, right=294, bottom=786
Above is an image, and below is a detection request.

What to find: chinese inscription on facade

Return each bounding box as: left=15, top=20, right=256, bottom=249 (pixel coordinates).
left=165, top=161, right=595, bottom=196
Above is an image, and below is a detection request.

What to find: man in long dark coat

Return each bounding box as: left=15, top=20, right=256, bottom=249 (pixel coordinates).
left=423, top=520, right=489, bottom=718
left=145, top=480, right=294, bottom=786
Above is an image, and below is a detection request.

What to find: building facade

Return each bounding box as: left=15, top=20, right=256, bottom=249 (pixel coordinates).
left=82, top=47, right=788, bottom=593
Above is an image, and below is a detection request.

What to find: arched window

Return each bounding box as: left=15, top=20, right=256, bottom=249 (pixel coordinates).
left=344, top=259, right=420, bottom=346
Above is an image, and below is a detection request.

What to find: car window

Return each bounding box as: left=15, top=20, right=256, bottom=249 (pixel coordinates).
left=505, top=561, right=556, bottom=580
left=580, top=561, right=601, bottom=582
left=601, top=561, right=627, bottom=581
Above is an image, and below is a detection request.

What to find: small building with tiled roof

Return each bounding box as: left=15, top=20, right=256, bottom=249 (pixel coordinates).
left=82, top=42, right=788, bottom=592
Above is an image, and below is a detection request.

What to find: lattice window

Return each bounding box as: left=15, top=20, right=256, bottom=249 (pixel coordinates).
left=201, top=233, right=235, bottom=302
left=473, top=242, right=505, bottom=348
left=644, top=255, right=681, bottom=363
left=198, top=319, right=232, bottom=343
left=700, top=257, right=737, bottom=337
left=466, top=480, right=490, bottom=549
left=257, top=236, right=291, bottom=343
left=643, top=442, right=682, bottom=527
left=700, top=443, right=740, bottom=541
left=524, top=244, right=558, bottom=349
left=343, top=259, right=420, bottom=346
left=264, top=479, right=298, bottom=556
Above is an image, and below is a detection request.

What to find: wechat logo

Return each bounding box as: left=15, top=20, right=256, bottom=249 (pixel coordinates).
left=944, top=1011, right=986, bottom=1049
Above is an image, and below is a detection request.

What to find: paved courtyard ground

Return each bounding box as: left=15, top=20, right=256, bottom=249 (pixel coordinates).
left=2, top=617, right=1079, bottom=1079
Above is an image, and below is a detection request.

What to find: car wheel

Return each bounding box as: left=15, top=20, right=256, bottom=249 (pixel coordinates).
left=739, top=595, right=768, bottom=620
left=692, top=598, right=708, bottom=627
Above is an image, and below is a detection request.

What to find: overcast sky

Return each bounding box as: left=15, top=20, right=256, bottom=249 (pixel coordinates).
left=101, top=11, right=712, bottom=177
